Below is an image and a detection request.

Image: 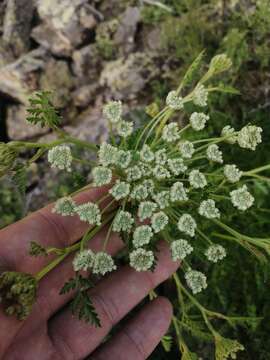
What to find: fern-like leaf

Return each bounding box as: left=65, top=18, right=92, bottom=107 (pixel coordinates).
left=161, top=335, right=172, bottom=352
left=71, top=291, right=100, bottom=327
left=181, top=50, right=205, bottom=88
left=215, top=334, right=244, bottom=360
left=180, top=342, right=199, bottom=360
left=26, top=91, right=61, bottom=129
left=12, top=163, right=27, bottom=197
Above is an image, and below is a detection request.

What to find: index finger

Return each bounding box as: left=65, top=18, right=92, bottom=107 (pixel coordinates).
left=0, top=185, right=109, bottom=273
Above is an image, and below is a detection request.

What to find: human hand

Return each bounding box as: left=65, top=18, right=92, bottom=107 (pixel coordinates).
left=0, top=187, right=179, bottom=360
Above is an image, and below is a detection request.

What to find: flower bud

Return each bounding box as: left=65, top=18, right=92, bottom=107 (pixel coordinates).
left=0, top=271, right=37, bottom=320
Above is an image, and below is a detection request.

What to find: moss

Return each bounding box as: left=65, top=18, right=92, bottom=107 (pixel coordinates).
left=96, top=19, right=119, bottom=60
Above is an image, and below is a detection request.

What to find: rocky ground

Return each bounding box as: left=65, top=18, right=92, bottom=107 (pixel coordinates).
left=0, top=0, right=163, bottom=145
left=0, top=0, right=175, bottom=214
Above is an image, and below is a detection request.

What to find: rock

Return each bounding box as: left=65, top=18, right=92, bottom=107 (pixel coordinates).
left=114, top=7, right=140, bottom=55
left=31, top=24, right=73, bottom=58
left=0, top=1, right=7, bottom=34
left=34, top=0, right=98, bottom=56
left=79, top=6, right=98, bottom=29
left=100, top=52, right=157, bottom=99
left=0, top=40, right=14, bottom=68
left=65, top=97, right=108, bottom=143
left=72, top=44, right=102, bottom=84
left=145, top=28, right=163, bottom=52
left=39, top=59, right=74, bottom=109
left=0, top=48, right=48, bottom=104
left=3, top=0, right=35, bottom=57
left=72, top=84, right=99, bottom=108
left=6, top=104, right=48, bottom=140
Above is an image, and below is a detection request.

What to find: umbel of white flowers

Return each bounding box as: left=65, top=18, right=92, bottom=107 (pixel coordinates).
left=49, top=89, right=263, bottom=295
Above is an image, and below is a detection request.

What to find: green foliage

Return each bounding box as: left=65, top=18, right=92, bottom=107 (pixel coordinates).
left=214, top=334, right=244, bottom=360
left=161, top=335, right=173, bottom=352
left=60, top=274, right=100, bottom=327
left=12, top=163, right=27, bottom=197
left=96, top=20, right=118, bottom=60
left=0, top=180, right=23, bottom=228
left=26, top=91, right=61, bottom=128
left=181, top=50, right=205, bottom=89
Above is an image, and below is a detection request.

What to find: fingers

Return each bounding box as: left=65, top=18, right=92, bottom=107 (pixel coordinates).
left=9, top=230, right=123, bottom=345
left=49, top=241, right=179, bottom=359
left=91, top=297, right=172, bottom=360
left=0, top=186, right=110, bottom=273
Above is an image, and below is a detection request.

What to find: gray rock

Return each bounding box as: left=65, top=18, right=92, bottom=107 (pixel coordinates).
left=31, top=24, right=73, bottom=58
left=34, top=0, right=98, bottom=56
left=6, top=104, right=48, bottom=140
left=72, top=44, right=102, bottom=84
left=114, top=7, right=140, bottom=55
left=72, top=84, right=99, bottom=108
left=100, top=52, right=157, bottom=99
left=3, top=0, right=35, bottom=57
left=0, top=48, right=48, bottom=104
left=65, top=97, right=108, bottom=143
left=39, top=58, right=74, bottom=109
left=0, top=40, right=14, bottom=68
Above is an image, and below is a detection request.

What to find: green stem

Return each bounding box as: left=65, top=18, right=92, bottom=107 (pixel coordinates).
left=35, top=212, right=116, bottom=281
left=244, top=164, right=270, bottom=175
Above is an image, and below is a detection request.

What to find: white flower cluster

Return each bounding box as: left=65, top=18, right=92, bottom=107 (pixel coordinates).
left=151, top=211, right=169, bottom=233
left=189, top=169, right=207, bottom=189
left=171, top=239, right=193, bottom=261
left=162, top=123, right=180, bottom=143
left=166, top=90, right=184, bottom=110
left=237, top=125, right=262, bottom=151
left=230, top=185, right=254, bottom=211
left=103, top=100, right=133, bottom=138
left=140, top=145, right=155, bottom=163
left=48, top=145, right=72, bottom=171
left=168, top=158, right=187, bottom=175
left=138, top=201, right=157, bottom=221
left=170, top=182, right=188, bottom=202
left=221, top=125, right=237, bottom=144
left=103, top=100, right=122, bottom=123
left=205, top=244, right=226, bottom=263
left=93, top=252, right=117, bottom=275
left=53, top=197, right=102, bottom=226
left=133, top=225, right=153, bottom=248
left=153, top=191, right=170, bottom=209
left=73, top=250, right=116, bottom=275
left=224, top=164, right=242, bottom=183
left=73, top=249, right=95, bottom=272
left=190, top=112, right=209, bottom=131
left=93, top=166, right=112, bottom=186
left=129, top=248, right=155, bottom=271
left=130, top=184, right=149, bottom=201
left=52, top=196, right=76, bottom=216
left=48, top=81, right=265, bottom=301
left=185, top=269, right=207, bottom=294
left=75, top=202, right=101, bottom=226
left=116, top=120, right=133, bottom=138
left=113, top=210, right=134, bottom=232
left=178, top=214, right=197, bottom=237
left=193, top=84, right=208, bottom=107
left=206, top=144, right=223, bottom=163
left=178, top=141, right=195, bottom=159
left=109, top=180, right=130, bottom=200
left=198, top=199, right=220, bottom=219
